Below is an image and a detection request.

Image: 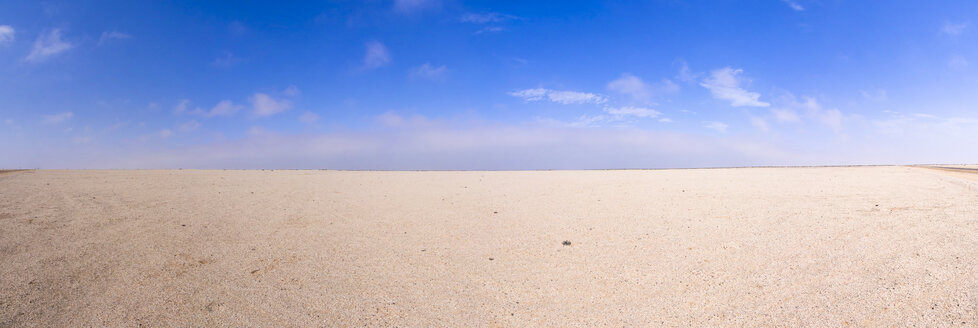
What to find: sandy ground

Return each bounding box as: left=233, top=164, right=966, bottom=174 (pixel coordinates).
left=1, top=166, right=978, bottom=326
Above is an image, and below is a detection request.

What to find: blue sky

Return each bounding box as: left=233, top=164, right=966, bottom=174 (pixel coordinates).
left=2, top=1, right=978, bottom=169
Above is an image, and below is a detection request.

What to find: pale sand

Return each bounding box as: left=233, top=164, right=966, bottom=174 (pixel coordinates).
left=1, top=166, right=977, bottom=326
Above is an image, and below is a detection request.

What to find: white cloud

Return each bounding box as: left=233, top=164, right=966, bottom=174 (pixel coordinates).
left=363, top=41, right=390, bottom=69
left=675, top=59, right=698, bottom=83
left=860, top=89, right=888, bottom=102
left=177, top=120, right=200, bottom=132
left=0, top=25, right=14, bottom=45
left=173, top=99, right=194, bottom=115
left=771, top=108, right=800, bottom=123
left=299, top=111, right=319, bottom=124
left=942, top=22, right=969, bottom=36
left=782, top=0, right=804, bottom=11
left=282, top=85, right=301, bottom=96
left=538, top=106, right=663, bottom=128
left=604, top=106, right=661, bottom=119
left=700, top=67, right=770, bottom=107
left=42, top=112, right=73, bottom=125
left=475, top=26, right=505, bottom=34
left=554, top=115, right=608, bottom=128
left=800, top=97, right=842, bottom=130
left=460, top=12, right=515, bottom=24
left=410, top=63, right=448, bottom=80
left=509, top=88, right=607, bottom=105
left=250, top=93, right=292, bottom=117
left=207, top=100, right=242, bottom=117
left=607, top=73, right=649, bottom=102
left=607, top=73, right=678, bottom=103
left=658, top=118, right=673, bottom=123
left=98, top=31, right=131, bottom=45
left=174, top=99, right=242, bottom=117
left=704, top=121, right=729, bottom=133
left=159, top=129, right=173, bottom=138
left=25, top=29, right=73, bottom=62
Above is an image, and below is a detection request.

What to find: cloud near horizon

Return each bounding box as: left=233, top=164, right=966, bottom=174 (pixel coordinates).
left=509, top=88, right=607, bottom=105
left=10, top=110, right=978, bottom=170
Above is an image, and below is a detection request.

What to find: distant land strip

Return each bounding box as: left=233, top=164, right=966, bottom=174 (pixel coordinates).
left=924, top=166, right=978, bottom=174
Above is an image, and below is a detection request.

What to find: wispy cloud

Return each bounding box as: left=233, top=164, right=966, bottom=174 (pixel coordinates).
left=750, top=117, right=769, bottom=131
left=460, top=12, right=516, bottom=24
left=282, top=85, right=301, bottom=96
left=509, top=88, right=607, bottom=105
left=250, top=93, right=292, bottom=117
left=461, top=12, right=517, bottom=34
left=771, top=108, right=800, bottom=123
left=173, top=99, right=236, bottom=117
left=98, top=31, right=131, bottom=45
left=704, top=121, right=729, bottom=133
left=539, top=106, right=663, bottom=128
left=410, top=63, right=448, bottom=80
left=801, top=97, right=843, bottom=130
left=25, top=29, right=73, bottom=62
left=860, top=89, right=888, bottom=102
left=0, top=25, right=14, bottom=45
left=207, top=100, right=242, bottom=117
left=604, top=106, right=662, bottom=119
left=782, top=0, right=804, bottom=11
left=177, top=120, right=200, bottom=132
left=173, top=99, right=194, bottom=115
left=475, top=26, right=505, bottom=35
left=607, top=73, right=678, bottom=103
left=700, top=67, right=770, bottom=107
left=607, top=74, right=650, bottom=103
left=299, top=111, right=319, bottom=124
left=363, top=41, right=390, bottom=69
left=675, top=59, right=699, bottom=83
left=942, top=22, right=969, bottom=36
left=42, top=112, right=73, bottom=124
left=393, top=0, right=438, bottom=14
left=213, top=51, right=242, bottom=67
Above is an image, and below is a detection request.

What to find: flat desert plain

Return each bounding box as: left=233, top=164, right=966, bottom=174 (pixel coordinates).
left=1, top=166, right=978, bottom=326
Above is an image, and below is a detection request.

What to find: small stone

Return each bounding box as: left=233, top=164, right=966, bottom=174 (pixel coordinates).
left=488, top=257, right=494, bottom=261
left=562, top=240, right=572, bottom=246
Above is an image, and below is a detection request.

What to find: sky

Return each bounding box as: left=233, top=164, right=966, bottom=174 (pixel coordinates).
left=2, top=0, right=978, bottom=169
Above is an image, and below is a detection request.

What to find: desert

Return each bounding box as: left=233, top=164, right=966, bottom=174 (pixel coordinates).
left=1, top=166, right=977, bottom=326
